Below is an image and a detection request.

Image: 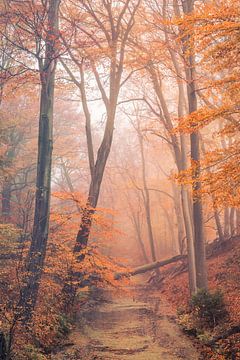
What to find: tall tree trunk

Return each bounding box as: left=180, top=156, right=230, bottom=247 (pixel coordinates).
left=182, top=0, right=207, bottom=290
left=138, top=134, right=157, bottom=262
left=150, top=1, right=197, bottom=292
left=172, top=183, right=186, bottom=255
left=20, top=0, right=60, bottom=321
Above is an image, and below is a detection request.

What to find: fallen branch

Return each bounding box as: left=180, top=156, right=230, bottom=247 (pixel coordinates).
left=207, top=325, right=240, bottom=347
left=115, top=255, right=186, bottom=279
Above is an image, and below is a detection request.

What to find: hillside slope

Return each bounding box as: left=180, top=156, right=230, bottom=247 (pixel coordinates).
left=161, top=237, right=240, bottom=359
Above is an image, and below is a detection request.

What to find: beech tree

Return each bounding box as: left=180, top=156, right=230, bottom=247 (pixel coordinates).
left=181, top=0, right=207, bottom=290
left=60, top=0, right=141, bottom=257
left=1, top=0, right=62, bottom=319
left=123, top=0, right=197, bottom=292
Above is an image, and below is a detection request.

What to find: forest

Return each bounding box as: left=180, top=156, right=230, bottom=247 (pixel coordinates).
left=0, top=0, right=239, bottom=359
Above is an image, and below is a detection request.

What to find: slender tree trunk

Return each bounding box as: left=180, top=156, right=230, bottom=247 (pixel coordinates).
left=214, top=209, right=224, bottom=242
left=20, top=0, right=60, bottom=321
left=127, top=197, right=149, bottom=264
left=132, top=211, right=149, bottom=264
left=172, top=183, right=185, bottom=255
left=224, top=208, right=230, bottom=238
left=182, top=0, right=207, bottom=290
left=138, top=131, right=157, bottom=262
left=230, top=208, right=235, bottom=236
left=236, top=209, right=240, bottom=236
left=160, top=204, right=175, bottom=254
left=200, top=138, right=224, bottom=243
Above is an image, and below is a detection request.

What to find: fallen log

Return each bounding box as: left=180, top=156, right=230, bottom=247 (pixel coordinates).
left=115, top=237, right=235, bottom=281
left=115, top=254, right=187, bottom=279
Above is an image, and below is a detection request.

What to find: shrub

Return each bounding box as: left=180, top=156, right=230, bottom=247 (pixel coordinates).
left=190, top=288, right=227, bottom=328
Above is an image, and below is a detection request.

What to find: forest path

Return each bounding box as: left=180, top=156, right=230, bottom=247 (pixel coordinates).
left=53, top=285, right=200, bottom=360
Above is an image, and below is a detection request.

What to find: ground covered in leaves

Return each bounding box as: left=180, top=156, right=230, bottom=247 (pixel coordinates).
left=161, top=236, right=240, bottom=359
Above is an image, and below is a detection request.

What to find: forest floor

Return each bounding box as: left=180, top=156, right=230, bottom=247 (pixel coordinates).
left=52, top=236, right=240, bottom=360
left=161, top=236, right=240, bottom=359
left=52, top=284, right=201, bottom=360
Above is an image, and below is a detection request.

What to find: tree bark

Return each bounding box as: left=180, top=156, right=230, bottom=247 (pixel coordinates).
left=20, top=0, right=60, bottom=321
left=182, top=0, right=208, bottom=290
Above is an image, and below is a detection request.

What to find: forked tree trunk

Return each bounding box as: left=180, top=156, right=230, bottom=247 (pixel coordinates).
left=61, top=1, right=141, bottom=260
left=20, top=0, right=60, bottom=321
left=74, top=110, right=116, bottom=256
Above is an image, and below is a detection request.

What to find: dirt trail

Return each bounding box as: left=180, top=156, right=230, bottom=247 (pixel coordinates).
left=53, top=286, right=200, bottom=360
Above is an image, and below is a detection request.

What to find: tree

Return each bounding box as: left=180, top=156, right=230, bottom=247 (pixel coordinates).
left=3, top=0, right=62, bottom=320
left=181, top=0, right=207, bottom=290
left=122, top=0, right=197, bottom=292
left=60, top=0, right=141, bottom=258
